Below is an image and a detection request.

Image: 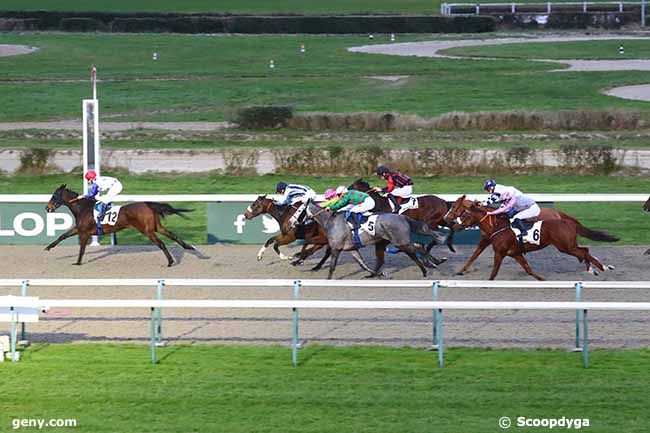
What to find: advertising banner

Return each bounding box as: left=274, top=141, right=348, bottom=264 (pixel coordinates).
left=0, top=204, right=76, bottom=245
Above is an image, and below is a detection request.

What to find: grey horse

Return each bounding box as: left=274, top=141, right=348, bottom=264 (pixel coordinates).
left=305, top=201, right=447, bottom=279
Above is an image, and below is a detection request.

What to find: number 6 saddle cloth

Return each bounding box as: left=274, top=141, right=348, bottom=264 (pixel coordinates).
left=511, top=220, right=543, bottom=246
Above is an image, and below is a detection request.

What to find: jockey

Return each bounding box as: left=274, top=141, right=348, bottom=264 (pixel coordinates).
left=325, top=186, right=376, bottom=231
left=274, top=182, right=316, bottom=206
left=77, top=170, right=123, bottom=237
left=275, top=182, right=316, bottom=227
left=373, top=165, right=414, bottom=213
left=319, top=188, right=339, bottom=208
left=483, top=179, right=540, bottom=237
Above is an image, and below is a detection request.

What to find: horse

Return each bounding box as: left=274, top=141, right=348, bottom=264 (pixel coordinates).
left=349, top=179, right=455, bottom=257
left=45, top=184, right=196, bottom=266
left=448, top=197, right=617, bottom=280
left=305, top=200, right=447, bottom=279
left=244, top=195, right=331, bottom=271
left=643, top=196, right=650, bottom=255
left=444, top=195, right=615, bottom=275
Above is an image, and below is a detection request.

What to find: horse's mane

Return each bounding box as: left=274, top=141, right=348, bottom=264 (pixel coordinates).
left=349, top=178, right=371, bottom=190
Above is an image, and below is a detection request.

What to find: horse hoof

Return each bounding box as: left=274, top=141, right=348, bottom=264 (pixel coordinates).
left=455, top=271, right=464, bottom=276
left=72, top=262, right=81, bottom=266
left=256, top=256, right=263, bottom=261
left=607, top=265, right=616, bottom=270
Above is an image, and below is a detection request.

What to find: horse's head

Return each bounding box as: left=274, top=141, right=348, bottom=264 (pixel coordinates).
left=46, top=184, right=74, bottom=213
left=244, top=195, right=272, bottom=219
left=644, top=196, right=650, bottom=213
left=349, top=178, right=370, bottom=192
left=444, top=195, right=471, bottom=229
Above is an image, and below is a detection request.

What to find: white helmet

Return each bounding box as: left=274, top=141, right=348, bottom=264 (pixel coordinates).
left=335, top=186, right=348, bottom=195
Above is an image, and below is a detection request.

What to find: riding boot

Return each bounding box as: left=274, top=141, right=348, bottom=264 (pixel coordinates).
left=347, top=213, right=363, bottom=249
left=512, top=218, right=526, bottom=253
left=388, top=195, right=400, bottom=213
left=96, top=202, right=105, bottom=237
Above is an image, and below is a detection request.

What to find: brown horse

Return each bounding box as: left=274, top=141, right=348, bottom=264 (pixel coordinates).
left=444, top=195, right=614, bottom=275
left=244, top=195, right=331, bottom=270
left=447, top=196, right=617, bottom=280
left=45, top=184, right=196, bottom=266
left=349, top=179, right=455, bottom=256
left=643, top=196, right=650, bottom=255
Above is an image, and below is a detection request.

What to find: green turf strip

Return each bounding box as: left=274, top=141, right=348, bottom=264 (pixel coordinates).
left=1, top=33, right=650, bottom=122
left=1, top=344, right=649, bottom=433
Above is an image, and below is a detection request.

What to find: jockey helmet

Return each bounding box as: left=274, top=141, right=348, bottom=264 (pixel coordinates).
left=335, top=186, right=348, bottom=195
left=85, top=170, right=97, bottom=181
left=323, top=188, right=337, bottom=200
left=275, top=181, right=287, bottom=193
left=483, top=179, right=496, bottom=191
left=376, top=165, right=390, bottom=176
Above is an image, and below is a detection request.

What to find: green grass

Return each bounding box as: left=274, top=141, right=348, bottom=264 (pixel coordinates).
left=2, top=33, right=650, bottom=122
left=444, top=40, right=650, bottom=60
left=2, top=344, right=649, bottom=433
left=3, top=172, right=648, bottom=245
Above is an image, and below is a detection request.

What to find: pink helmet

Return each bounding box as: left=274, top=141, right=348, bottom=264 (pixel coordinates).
left=323, top=188, right=337, bottom=200
left=84, top=170, right=97, bottom=181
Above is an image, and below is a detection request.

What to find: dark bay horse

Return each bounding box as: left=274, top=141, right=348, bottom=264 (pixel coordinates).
left=449, top=198, right=617, bottom=280
left=305, top=201, right=446, bottom=279
left=445, top=195, right=615, bottom=275
left=349, top=179, right=455, bottom=255
left=45, top=184, right=196, bottom=266
left=643, top=196, right=650, bottom=255
left=244, top=195, right=331, bottom=270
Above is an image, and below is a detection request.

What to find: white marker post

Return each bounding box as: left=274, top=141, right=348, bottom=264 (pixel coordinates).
left=83, top=65, right=102, bottom=246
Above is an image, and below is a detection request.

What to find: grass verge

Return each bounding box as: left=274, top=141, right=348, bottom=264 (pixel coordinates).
left=2, top=344, right=649, bottom=433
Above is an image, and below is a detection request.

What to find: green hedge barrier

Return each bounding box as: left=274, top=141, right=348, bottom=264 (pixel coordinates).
left=0, top=11, right=495, bottom=33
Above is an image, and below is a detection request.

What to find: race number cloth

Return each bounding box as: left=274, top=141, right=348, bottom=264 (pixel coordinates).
left=93, top=205, right=121, bottom=226
left=511, top=221, right=542, bottom=245
left=359, top=214, right=379, bottom=236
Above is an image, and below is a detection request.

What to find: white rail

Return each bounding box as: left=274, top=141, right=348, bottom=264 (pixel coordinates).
left=0, top=193, right=647, bottom=203
left=441, top=1, right=641, bottom=14
left=2, top=278, right=650, bottom=289
left=2, top=278, right=650, bottom=368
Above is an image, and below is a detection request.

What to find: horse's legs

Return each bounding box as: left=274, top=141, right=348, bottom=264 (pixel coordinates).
left=146, top=232, right=174, bottom=267
left=327, top=249, right=342, bottom=280
left=45, top=226, right=79, bottom=251
left=311, top=247, right=331, bottom=272
left=292, top=243, right=323, bottom=265
left=512, top=254, right=545, bottom=281
left=156, top=225, right=195, bottom=250
left=555, top=241, right=606, bottom=274
left=350, top=250, right=376, bottom=277
left=400, top=245, right=428, bottom=277
left=257, top=236, right=276, bottom=261
left=488, top=252, right=506, bottom=280
left=373, top=241, right=389, bottom=276
left=457, top=236, right=491, bottom=275
left=272, top=233, right=297, bottom=260
left=74, top=233, right=90, bottom=265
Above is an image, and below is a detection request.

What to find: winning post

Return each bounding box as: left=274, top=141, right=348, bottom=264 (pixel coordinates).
left=82, top=65, right=115, bottom=246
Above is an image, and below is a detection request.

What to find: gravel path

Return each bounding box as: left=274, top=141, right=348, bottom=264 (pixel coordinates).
left=3, top=244, right=649, bottom=349
left=0, top=44, right=38, bottom=57
left=349, top=35, right=650, bottom=71
left=0, top=121, right=235, bottom=131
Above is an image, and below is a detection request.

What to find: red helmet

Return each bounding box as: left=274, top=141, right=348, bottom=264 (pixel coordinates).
left=85, top=170, right=97, bottom=181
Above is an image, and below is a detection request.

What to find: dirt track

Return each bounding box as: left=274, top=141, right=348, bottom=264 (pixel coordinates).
left=3, top=244, right=649, bottom=350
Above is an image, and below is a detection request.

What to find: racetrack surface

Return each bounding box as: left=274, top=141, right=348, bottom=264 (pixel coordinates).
left=3, top=244, right=649, bottom=350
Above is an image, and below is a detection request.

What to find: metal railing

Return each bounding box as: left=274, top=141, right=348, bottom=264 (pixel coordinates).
left=2, top=279, right=650, bottom=368
left=441, top=1, right=642, bottom=14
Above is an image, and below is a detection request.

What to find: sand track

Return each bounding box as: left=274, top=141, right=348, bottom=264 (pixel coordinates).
left=3, top=244, right=649, bottom=349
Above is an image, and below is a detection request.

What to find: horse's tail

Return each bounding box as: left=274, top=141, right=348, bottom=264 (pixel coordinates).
left=404, top=216, right=447, bottom=246
left=557, top=212, right=619, bottom=243
left=146, top=202, right=193, bottom=219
